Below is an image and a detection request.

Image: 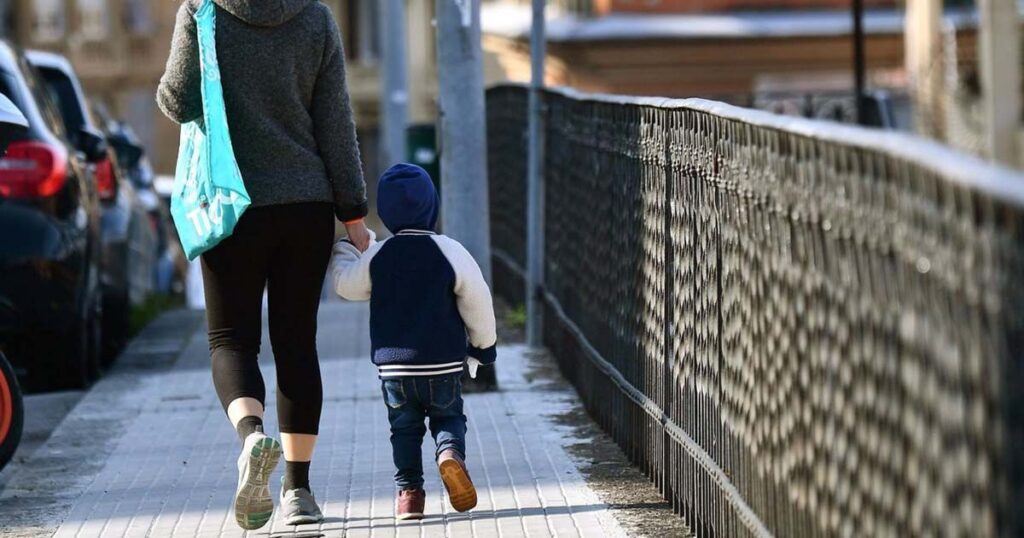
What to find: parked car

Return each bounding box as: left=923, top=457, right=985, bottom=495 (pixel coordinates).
left=0, top=93, right=28, bottom=470
left=154, top=174, right=189, bottom=296
left=90, top=104, right=182, bottom=296
left=0, top=41, right=103, bottom=390
left=27, top=51, right=156, bottom=360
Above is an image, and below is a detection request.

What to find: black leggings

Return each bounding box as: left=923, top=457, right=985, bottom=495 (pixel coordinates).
left=201, top=202, right=334, bottom=435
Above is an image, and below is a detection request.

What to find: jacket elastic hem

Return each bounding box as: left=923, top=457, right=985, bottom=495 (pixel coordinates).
left=378, top=360, right=465, bottom=378
left=467, top=345, right=497, bottom=364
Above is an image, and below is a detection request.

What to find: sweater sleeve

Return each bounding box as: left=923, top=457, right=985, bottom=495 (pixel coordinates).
left=332, top=233, right=381, bottom=301
left=157, top=2, right=202, bottom=125
left=312, top=13, right=368, bottom=222
left=433, top=236, right=498, bottom=363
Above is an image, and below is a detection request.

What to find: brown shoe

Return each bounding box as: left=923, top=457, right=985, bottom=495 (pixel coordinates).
left=396, top=488, right=425, bottom=520
left=437, top=449, right=477, bottom=512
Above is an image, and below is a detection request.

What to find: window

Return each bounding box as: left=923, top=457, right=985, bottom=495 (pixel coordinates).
left=18, top=60, right=65, bottom=138
left=0, top=77, right=10, bottom=100
left=0, top=71, right=39, bottom=132
left=77, top=0, right=110, bottom=41
left=36, top=68, right=84, bottom=136
left=31, top=0, right=65, bottom=43
left=0, top=73, right=22, bottom=112
left=124, top=0, right=153, bottom=35
left=351, top=0, right=380, bottom=64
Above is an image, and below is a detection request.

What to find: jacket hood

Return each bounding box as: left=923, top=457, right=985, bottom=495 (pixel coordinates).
left=213, top=0, right=312, bottom=27
left=377, top=164, right=439, bottom=234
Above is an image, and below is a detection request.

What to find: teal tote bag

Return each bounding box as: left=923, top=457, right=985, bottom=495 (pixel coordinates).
left=171, top=0, right=250, bottom=261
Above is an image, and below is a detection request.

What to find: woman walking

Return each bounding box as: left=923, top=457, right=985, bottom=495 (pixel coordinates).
left=157, top=0, right=370, bottom=529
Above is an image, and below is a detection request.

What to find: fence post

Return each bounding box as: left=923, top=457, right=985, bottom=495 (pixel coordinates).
left=526, top=0, right=546, bottom=347
left=852, top=0, right=867, bottom=125
left=662, top=108, right=675, bottom=503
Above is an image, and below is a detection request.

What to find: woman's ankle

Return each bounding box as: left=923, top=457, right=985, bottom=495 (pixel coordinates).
left=236, top=416, right=264, bottom=442
left=283, top=460, right=311, bottom=492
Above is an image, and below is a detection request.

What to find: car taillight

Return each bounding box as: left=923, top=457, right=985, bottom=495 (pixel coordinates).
left=95, top=156, right=115, bottom=200
left=0, top=141, right=68, bottom=198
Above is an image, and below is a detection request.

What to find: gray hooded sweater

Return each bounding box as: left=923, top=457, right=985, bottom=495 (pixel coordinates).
left=157, top=0, right=367, bottom=221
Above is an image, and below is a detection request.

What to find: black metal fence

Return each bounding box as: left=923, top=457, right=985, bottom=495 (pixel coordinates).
left=486, top=84, right=1024, bottom=538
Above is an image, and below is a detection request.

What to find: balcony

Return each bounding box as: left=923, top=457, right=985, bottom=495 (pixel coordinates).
left=65, top=38, right=126, bottom=87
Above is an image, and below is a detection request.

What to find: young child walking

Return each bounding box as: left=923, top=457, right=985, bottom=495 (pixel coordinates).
left=332, top=163, right=498, bottom=520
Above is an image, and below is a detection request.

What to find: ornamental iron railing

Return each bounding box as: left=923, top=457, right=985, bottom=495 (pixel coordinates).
left=487, top=84, right=1024, bottom=538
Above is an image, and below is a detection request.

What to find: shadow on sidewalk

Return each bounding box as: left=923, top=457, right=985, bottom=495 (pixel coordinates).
left=327, top=502, right=609, bottom=526
left=258, top=504, right=624, bottom=537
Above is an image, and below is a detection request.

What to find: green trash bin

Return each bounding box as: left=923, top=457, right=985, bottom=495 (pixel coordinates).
left=406, top=124, right=440, bottom=194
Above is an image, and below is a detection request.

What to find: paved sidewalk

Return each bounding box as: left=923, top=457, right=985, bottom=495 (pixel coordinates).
left=0, top=303, right=628, bottom=538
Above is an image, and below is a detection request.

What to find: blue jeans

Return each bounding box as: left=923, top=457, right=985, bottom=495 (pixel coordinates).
left=381, top=372, right=467, bottom=490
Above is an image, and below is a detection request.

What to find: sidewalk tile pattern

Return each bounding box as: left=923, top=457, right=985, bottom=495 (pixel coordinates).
left=37, top=303, right=626, bottom=538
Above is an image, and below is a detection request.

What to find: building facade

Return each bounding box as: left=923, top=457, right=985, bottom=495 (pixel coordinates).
left=481, top=0, right=961, bottom=108
left=498, top=0, right=895, bottom=15
left=7, top=0, right=438, bottom=177
left=9, top=0, right=177, bottom=170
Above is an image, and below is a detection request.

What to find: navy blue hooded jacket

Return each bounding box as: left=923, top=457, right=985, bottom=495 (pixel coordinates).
left=332, top=164, right=497, bottom=377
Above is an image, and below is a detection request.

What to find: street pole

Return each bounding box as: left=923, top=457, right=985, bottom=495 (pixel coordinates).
left=380, top=0, right=409, bottom=170
left=435, top=0, right=492, bottom=283
left=904, top=0, right=944, bottom=138
left=978, top=0, right=1021, bottom=166
left=852, top=0, right=867, bottom=125
left=526, top=0, right=545, bottom=348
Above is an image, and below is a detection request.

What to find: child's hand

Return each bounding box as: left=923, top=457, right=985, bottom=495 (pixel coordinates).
left=335, top=227, right=376, bottom=256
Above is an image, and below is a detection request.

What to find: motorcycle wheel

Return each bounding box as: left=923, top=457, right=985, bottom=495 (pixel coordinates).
left=0, top=353, right=24, bottom=470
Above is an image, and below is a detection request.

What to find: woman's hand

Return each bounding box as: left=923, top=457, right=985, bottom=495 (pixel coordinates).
left=344, top=219, right=372, bottom=252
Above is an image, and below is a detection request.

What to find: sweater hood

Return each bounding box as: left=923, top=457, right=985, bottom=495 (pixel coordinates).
left=213, top=0, right=312, bottom=27
left=377, top=164, right=439, bottom=234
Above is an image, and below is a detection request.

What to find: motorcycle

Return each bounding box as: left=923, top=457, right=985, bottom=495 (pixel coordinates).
left=0, top=93, right=28, bottom=470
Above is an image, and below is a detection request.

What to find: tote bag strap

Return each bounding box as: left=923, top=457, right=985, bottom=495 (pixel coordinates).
left=193, top=0, right=247, bottom=195
left=194, top=0, right=215, bottom=127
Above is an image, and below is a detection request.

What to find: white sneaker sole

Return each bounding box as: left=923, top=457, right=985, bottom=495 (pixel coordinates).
left=234, top=436, right=282, bottom=530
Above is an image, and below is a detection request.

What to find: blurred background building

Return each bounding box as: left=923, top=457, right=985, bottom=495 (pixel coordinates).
left=0, top=0, right=1019, bottom=172
left=0, top=0, right=440, bottom=182
left=4, top=0, right=177, bottom=172
left=482, top=0, right=909, bottom=99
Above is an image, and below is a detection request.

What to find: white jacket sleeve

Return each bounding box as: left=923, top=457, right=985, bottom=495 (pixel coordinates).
left=432, top=236, right=498, bottom=361
left=332, top=231, right=380, bottom=301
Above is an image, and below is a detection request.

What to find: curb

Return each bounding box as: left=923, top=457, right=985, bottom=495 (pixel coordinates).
left=0, top=309, right=203, bottom=538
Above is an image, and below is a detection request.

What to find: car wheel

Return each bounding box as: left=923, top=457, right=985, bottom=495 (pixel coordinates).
left=0, top=353, right=24, bottom=470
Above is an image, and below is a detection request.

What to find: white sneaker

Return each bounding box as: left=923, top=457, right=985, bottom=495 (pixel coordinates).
left=233, top=431, right=282, bottom=530
left=280, top=484, right=325, bottom=526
